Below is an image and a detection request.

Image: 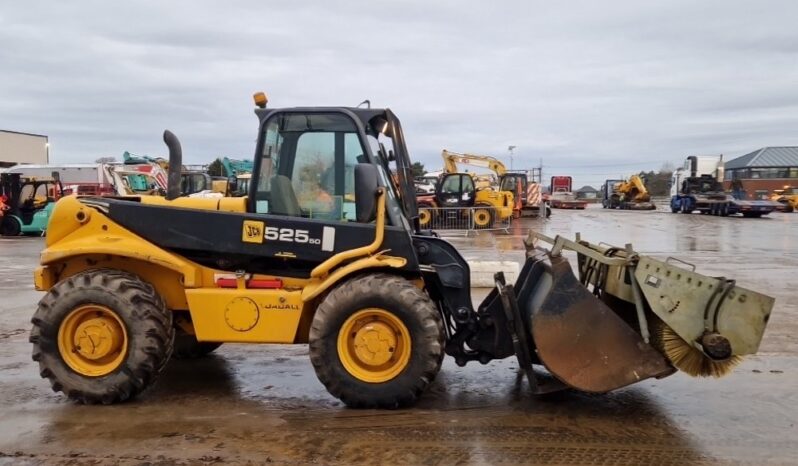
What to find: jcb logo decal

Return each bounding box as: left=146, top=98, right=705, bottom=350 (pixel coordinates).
left=242, top=220, right=265, bottom=244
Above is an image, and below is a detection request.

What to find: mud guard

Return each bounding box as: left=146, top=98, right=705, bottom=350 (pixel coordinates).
left=526, top=254, right=673, bottom=392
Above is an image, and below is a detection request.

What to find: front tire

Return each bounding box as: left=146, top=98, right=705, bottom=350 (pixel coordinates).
left=30, top=269, right=174, bottom=404
left=309, top=274, right=444, bottom=408
left=1, top=216, right=21, bottom=236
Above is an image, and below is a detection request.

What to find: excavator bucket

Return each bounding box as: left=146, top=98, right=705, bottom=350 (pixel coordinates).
left=527, top=254, right=673, bottom=392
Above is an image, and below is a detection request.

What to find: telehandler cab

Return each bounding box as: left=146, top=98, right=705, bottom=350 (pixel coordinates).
left=31, top=94, right=775, bottom=407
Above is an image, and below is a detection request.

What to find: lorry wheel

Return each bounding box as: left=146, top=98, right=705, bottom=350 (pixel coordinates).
left=1, top=216, right=21, bottom=236
left=30, top=269, right=174, bottom=404
left=172, top=325, right=222, bottom=359
left=309, top=273, right=444, bottom=408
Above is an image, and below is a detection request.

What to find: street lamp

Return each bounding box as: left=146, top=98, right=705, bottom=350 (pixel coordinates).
left=508, top=145, right=516, bottom=170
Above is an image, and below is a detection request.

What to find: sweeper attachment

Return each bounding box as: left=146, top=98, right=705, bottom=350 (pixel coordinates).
left=511, top=232, right=772, bottom=388
left=30, top=101, right=775, bottom=407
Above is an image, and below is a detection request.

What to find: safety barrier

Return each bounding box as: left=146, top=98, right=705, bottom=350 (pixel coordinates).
left=417, top=206, right=512, bottom=233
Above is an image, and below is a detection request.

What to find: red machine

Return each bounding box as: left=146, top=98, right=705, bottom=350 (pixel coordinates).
left=548, top=176, right=587, bottom=210
left=550, top=176, right=573, bottom=193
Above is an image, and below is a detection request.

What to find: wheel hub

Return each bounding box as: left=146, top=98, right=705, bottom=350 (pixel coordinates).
left=58, top=305, right=128, bottom=377
left=337, top=308, right=412, bottom=383
left=353, top=320, right=397, bottom=366
left=73, top=316, right=124, bottom=360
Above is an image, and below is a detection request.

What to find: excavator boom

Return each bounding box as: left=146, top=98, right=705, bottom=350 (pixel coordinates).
left=441, top=149, right=508, bottom=176
left=607, top=174, right=656, bottom=210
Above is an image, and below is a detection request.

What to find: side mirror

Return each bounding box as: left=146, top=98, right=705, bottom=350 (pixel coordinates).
left=227, top=176, right=238, bottom=194
left=355, top=163, right=379, bottom=223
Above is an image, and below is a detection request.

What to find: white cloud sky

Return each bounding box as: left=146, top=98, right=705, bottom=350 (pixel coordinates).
left=2, top=0, right=797, bottom=187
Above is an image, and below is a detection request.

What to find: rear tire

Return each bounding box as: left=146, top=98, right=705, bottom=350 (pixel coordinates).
left=30, top=269, right=174, bottom=404
left=473, top=206, right=493, bottom=229
left=309, top=273, right=444, bottom=408
left=1, top=216, right=21, bottom=236
left=418, top=207, right=432, bottom=228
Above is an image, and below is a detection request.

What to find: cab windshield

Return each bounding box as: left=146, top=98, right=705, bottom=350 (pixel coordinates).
left=255, top=113, right=366, bottom=222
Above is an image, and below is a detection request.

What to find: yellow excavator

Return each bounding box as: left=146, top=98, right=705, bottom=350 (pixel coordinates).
left=30, top=95, right=774, bottom=408
left=603, top=175, right=656, bottom=210
left=770, top=186, right=797, bottom=213
left=415, top=150, right=514, bottom=228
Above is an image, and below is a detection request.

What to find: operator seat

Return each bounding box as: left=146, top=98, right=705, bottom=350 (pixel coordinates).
left=270, top=175, right=302, bottom=216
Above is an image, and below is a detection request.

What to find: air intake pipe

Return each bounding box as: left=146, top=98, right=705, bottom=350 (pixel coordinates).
left=163, top=130, right=182, bottom=200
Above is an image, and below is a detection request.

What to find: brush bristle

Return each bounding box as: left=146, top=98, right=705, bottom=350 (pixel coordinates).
left=652, top=322, right=741, bottom=378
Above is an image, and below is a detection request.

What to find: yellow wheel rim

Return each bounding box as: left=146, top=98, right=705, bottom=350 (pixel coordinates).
left=474, top=209, right=491, bottom=227
left=58, top=305, right=128, bottom=377
left=337, top=308, right=412, bottom=383
left=419, top=209, right=431, bottom=227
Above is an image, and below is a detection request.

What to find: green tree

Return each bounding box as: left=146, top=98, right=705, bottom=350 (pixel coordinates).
left=208, top=158, right=223, bottom=177
left=411, top=161, right=426, bottom=178
left=638, top=168, right=673, bottom=196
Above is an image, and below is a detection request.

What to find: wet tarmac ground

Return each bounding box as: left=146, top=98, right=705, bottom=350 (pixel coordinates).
left=1, top=205, right=797, bottom=465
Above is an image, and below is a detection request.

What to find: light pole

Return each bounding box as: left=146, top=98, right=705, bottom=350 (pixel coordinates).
left=508, top=145, right=516, bottom=170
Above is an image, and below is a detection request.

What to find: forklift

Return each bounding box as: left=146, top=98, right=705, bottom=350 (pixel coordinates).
left=0, top=172, right=63, bottom=236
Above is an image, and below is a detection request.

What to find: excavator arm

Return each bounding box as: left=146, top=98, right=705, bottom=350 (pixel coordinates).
left=441, top=150, right=508, bottom=176
left=619, top=175, right=651, bottom=202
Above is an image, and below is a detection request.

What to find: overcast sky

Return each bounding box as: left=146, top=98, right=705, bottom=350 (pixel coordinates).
left=2, top=1, right=797, bottom=187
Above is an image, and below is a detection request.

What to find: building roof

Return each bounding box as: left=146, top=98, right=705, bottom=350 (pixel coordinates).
left=725, top=147, right=798, bottom=169
left=576, top=185, right=598, bottom=193
left=0, top=129, right=48, bottom=139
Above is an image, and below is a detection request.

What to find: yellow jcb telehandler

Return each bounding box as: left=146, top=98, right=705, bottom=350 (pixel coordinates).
left=415, top=150, right=514, bottom=229
left=31, top=94, right=774, bottom=407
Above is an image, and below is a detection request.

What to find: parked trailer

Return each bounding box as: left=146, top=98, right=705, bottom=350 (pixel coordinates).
left=671, top=190, right=778, bottom=217
left=549, top=176, right=587, bottom=209
left=670, top=155, right=780, bottom=217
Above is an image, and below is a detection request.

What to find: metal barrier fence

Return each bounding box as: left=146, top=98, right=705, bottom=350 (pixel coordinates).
left=417, top=206, right=512, bottom=234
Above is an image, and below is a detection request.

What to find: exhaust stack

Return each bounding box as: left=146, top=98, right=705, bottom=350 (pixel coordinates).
left=163, top=130, right=182, bottom=200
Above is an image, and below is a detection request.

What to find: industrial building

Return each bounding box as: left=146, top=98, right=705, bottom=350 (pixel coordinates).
left=724, top=147, right=798, bottom=198
left=575, top=185, right=599, bottom=201
left=0, top=130, right=49, bottom=167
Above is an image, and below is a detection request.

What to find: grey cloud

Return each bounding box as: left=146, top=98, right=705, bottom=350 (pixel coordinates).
left=1, top=0, right=797, bottom=188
